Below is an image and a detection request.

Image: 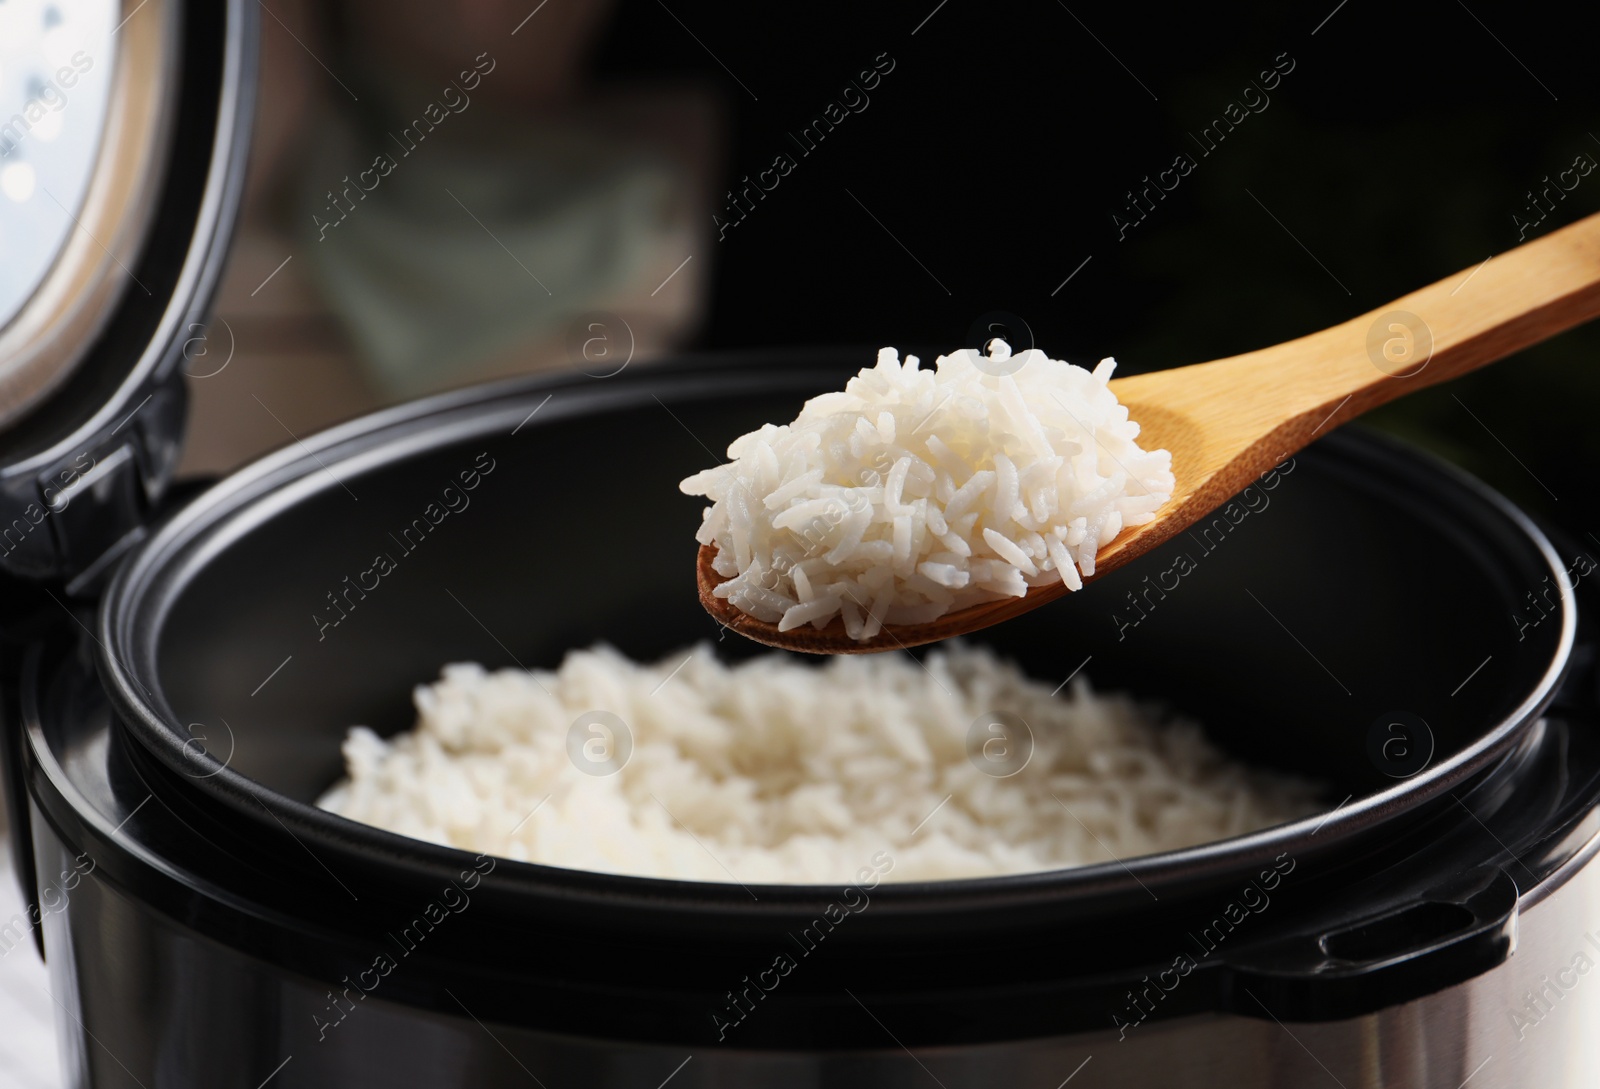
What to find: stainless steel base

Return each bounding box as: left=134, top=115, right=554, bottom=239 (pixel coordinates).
left=36, top=818, right=1600, bottom=1089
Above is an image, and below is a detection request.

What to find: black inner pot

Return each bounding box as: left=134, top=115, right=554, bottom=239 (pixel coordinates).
left=76, top=352, right=1578, bottom=1042
left=129, top=352, right=1567, bottom=810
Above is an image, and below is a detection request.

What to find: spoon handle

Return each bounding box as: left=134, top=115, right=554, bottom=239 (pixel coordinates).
left=1246, top=209, right=1600, bottom=436
left=1104, top=209, right=1600, bottom=584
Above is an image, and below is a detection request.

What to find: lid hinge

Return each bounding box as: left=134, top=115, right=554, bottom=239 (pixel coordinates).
left=43, top=442, right=149, bottom=597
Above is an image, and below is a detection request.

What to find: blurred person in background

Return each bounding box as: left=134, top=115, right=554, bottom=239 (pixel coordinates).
left=185, top=0, right=718, bottom=472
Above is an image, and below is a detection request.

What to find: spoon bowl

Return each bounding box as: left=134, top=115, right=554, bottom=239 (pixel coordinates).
left=701, top=211, right=1600, bottom=653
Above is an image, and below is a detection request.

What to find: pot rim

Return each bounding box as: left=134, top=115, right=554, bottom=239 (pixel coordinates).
left=94, top=353, right=1578, bottom=918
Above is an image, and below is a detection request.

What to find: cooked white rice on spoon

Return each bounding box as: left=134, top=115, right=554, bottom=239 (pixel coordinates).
left=680, top=340, right=1174, bottom=641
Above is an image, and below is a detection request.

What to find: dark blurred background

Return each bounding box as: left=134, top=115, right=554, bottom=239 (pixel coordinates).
left=191, top=0, right=1600, bottom=548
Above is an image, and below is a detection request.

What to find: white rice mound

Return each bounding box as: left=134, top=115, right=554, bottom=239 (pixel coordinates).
left=679, top=341, right=1175, bottom=640
left=318, top=644, right=1319, bottom=885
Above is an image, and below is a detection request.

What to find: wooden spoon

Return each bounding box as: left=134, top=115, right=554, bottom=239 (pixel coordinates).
left=700, top=211, right=1600, bottom=653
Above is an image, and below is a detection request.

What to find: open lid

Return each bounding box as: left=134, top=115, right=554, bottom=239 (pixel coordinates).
left=0, top=0, right=254, bottom=595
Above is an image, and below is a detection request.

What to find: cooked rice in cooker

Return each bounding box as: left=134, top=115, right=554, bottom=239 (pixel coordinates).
left=679, top=341, right=1174, bottom=640
left=318, top=644, right=1319, bottom=884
